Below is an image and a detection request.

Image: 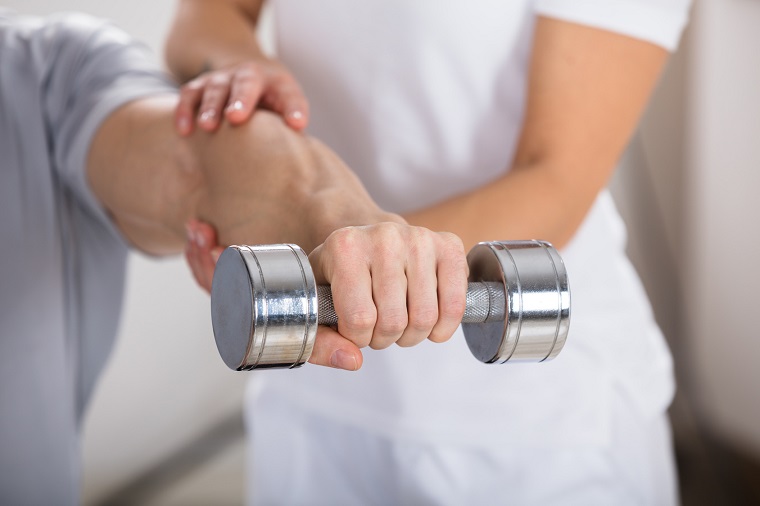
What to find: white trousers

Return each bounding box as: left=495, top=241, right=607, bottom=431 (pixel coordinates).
left=245, top=388, right=678, bottom=506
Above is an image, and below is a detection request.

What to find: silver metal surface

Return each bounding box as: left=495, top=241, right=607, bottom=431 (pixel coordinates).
left=211, top=240, right=570, bottom=370
left=211, top=244, right=317, bottom=370
left=317, top=282, right=505, bottom=325
left=462, top=241, right=570, bottom=363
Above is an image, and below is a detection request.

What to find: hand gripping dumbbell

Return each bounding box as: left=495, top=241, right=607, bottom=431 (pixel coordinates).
left=210, top=240, right=570, bottom=370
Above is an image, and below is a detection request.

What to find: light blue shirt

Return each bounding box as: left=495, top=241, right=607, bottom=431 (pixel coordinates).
left=0, top=11, right=174, bottom=504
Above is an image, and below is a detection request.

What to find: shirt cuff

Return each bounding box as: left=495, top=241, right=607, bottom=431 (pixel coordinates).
left=534, top=0, right=691, bottom=51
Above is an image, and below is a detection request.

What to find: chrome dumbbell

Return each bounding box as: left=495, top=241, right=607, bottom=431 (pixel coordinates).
left=210, top=240, right=570, bottom=370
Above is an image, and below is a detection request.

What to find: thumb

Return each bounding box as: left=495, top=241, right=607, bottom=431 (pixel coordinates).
left=309, top=327, right=364, bottom=371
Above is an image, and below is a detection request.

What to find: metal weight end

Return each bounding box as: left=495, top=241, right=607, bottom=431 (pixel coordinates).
left=211, top=245, right=318, bottom=370
left=211, top=247, right=254, bottom=370
left=462, top=240, right=571, bottom=364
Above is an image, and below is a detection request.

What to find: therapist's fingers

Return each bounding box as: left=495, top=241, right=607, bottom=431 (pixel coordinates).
left=308, top=327, right=363, bottom=371
left=197, top=73, right=233, bottom=132
left=174, top=59, right=309, bottom=135
left=260, top=77, right=310, bottom=131
left=176, top=79, right=205, bottom=136
left=224, top=63, right=263, bottom=125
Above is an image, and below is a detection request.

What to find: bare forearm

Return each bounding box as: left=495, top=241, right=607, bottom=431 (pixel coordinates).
left=408, top=18, right=667, bottom=250
left=166, top=0, right=266, bottom=81
left=404, top=163, right=586, bottom=251
left=87, top=95, right=399, bottom=256
left=87, top=95, right=198, bottom=255
left=189, top=109, right=401, bottom=252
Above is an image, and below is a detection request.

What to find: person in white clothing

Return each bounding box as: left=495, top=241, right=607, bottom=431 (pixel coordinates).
left=167, top=1, right=692, bottom=504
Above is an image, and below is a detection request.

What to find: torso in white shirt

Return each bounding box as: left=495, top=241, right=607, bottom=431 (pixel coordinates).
left=246, top=0, right=680, bottom=448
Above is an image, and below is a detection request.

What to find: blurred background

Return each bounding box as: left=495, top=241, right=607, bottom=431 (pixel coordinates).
left=4, top=0, right=760, bottom=504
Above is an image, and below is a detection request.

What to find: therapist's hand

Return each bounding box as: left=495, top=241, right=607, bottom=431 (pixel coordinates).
left=175, top=59, right=309, bottom=136
left=185, top=220, right=469, bottom=371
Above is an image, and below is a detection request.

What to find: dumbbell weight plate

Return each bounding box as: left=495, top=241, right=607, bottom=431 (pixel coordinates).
left=211, top=244, right=317, bottom=370
left=462, top=241, right=570, bottom=364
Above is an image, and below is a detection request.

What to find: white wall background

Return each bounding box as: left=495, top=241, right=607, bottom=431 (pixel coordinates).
left=684, top=0, right=760, bottom=456
left=4, top=0, right=760, bottom=502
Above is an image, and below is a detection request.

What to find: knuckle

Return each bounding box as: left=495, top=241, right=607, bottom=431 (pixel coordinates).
left=376, top=309, right=408, bottom=336
left=235, top=62, right=259, bottom=77
left=442, top=242, right=469, bottom=275
left=203, top=76, right=230, bottom=97
left=440, top=232, right=466, bottom=257
left=341, top=307, right=377, bottom=335
left=325, top=227, right=362, bottom=258
left=370, top=224, right=406, bottom=258
left=409, top=227, right=436, bottom=257
left=183, top=79, right=205, bottom=92
left=409, top=306, right=439, bottom=331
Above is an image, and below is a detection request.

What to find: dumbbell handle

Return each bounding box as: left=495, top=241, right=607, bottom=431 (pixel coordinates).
left=316, top=282, right=506, bottom=327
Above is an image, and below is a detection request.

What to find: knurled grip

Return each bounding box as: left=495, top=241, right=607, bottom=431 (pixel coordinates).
left=317, top=282, right=506, bottom=327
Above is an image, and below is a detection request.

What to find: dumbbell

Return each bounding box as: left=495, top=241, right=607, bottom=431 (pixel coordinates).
left=210, top=240, right=570, bottom=370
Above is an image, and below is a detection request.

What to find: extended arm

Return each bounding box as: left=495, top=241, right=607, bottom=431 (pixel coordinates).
left=405, top=17, right=669, bottom=249
left=88, top=94, right=391, bottom=255
left=86, top=96, right=467, bottom=369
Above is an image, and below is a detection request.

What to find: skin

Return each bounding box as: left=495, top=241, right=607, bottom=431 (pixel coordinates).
left=165, top=1, right=669, bottom=251
left=165, top=0, right=308, bottom=134
left=87, top=96, right=468, bottom=370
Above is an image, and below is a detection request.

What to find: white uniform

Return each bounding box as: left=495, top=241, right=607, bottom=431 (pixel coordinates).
left=245, top=1, right=691, bottom=504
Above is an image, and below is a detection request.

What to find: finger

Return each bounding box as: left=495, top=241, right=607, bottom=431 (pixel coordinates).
left=428, top=234, right=468, bottom=344
left=197, top=73, right=232, bottom=132
left=396, top=232, right=439, bottom=348
left=225, top=66, right=264, bottom=125
left=192, top=220, right=220, bottom=291
left=261, top=78, right=310, bottom=131
left=308, top=327, right=363, bottom=371
left=184, top=223, right=208, bottom=291
left=310, top=234, right=376, bottom=349
left=368, top=229, right=409, bottom=350
left=176, top=80, right=205, bottom=136
left=191, top=221, right=214, bottom=292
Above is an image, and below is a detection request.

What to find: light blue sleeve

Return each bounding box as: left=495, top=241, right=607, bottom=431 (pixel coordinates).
left=35, top=12, right=178, bottom=239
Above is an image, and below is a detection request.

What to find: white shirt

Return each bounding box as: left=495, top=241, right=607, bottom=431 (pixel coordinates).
left=248, top=0, right=690, bottom=448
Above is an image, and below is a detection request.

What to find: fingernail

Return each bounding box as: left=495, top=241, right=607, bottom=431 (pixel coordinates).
left=199, top=109, right=216, bottom=123
left=289, top=110, right=304, bottom=120
left=211, top=249, right=222, bottom=263
left=228, top=100, right=244, bottom=112
left=330, top=350, right=357, bottom=371
left=195, top=232, right=206, bottom=248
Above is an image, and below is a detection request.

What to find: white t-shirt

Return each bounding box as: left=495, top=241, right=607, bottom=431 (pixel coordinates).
left=246, top=0, right=691, bottom=448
